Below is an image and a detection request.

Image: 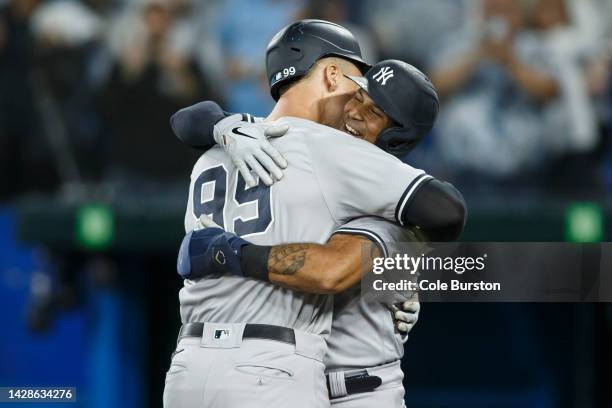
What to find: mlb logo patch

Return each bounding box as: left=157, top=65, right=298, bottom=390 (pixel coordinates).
left=214, top=329, right=231, bottom=340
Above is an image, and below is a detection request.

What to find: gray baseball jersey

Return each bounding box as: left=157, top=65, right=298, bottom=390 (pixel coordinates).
left=180, top=117, right=430, bottom=337
left=326, top=216, right=421, bottom=372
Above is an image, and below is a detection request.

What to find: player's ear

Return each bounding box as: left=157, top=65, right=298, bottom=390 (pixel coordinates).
left=323, top=63, right=340, bottom=93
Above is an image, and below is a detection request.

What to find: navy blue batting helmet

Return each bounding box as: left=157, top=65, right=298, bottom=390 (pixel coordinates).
left=266, top=19, right=370, bottom=101
left=347, top=60, right=439, bottom=157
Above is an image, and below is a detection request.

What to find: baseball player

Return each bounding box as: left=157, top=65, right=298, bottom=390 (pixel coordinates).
left=163, top=20, right=465, bottom=408
left=172, top=60, right=463, bottom=407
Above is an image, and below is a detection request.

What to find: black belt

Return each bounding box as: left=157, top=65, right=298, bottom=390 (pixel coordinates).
left=179, top=323, right=296, bottom=345
left=326, top=370, right=382, bottom=399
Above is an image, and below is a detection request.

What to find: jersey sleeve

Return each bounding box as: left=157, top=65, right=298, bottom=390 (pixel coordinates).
left=333, top=217, right=424, bottom=306
left=332, top=217, right=424, bottom=258
left=307, top=136, right=433, bottom=226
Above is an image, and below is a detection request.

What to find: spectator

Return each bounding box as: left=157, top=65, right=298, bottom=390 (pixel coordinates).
left=30, top=0, right=105, bottom=183
left=426, top=0, right=602, bottom=190
left=586, top=0, right=612, bottom=191
left=215, top=0, right=304, bottom=116
left=166, top=0, right=226, bottom=98
left=300, top=0, right=379, bottom=64
left=363, top=0, right=477, bottom=68
left=530, top=0, right=608, bottom=194
left=98, top=0, right=219, bottom=182
left=0, top=0, right=48, bottom=200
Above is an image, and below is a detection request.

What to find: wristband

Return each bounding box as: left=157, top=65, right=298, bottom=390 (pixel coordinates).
left=241, top=244, right=272, bottom=282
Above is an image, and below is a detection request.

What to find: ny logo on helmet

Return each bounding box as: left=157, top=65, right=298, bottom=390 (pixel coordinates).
left=372, top=67, right=394, bottom=85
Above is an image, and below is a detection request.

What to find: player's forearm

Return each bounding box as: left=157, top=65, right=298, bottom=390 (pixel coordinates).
left=266, top=243, right=361, bottom=294
left=240, top=235, right=377, bottom=294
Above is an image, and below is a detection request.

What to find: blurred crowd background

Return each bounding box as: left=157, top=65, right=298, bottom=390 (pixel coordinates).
left=0, top=0, right=611, bottom=196
left=0, top=0, right=611, bottom=407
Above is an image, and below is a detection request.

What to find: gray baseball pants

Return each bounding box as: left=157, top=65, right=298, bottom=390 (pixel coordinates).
left=163, top=322, right=329, bottom=408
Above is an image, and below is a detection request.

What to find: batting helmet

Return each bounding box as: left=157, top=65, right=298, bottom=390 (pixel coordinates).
left=347, top=60, right=439, bottom=157
left=266, top=19, right=370, bottom=101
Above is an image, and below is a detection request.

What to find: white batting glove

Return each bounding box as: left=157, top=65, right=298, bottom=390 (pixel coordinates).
left=213, top=114, right=289, bottom=187
left=390, top=301, right=420, bottom=343
left=193, top=214, right=221, bottom=231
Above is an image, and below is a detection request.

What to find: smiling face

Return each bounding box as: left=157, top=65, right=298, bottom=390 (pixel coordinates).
left=318, top=62, right=363, bottom=131
left=341, top=89, right=394, bottom=143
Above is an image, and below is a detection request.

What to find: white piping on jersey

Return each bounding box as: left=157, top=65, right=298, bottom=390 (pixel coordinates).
left=241, top=113, right=256, bottom=123
left=333, top=227, right=389, bottom=258
left=397, top=174, right=433, bottom=226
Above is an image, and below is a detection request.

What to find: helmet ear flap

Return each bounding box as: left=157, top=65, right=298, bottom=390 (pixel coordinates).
left=375, top=127, right=422, bottom=158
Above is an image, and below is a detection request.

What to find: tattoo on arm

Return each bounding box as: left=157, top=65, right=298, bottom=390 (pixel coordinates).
left=269, top=244, right=309, bottom=276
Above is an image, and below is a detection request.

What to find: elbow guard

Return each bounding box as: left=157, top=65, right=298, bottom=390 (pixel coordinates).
left=403, top=179, right=466, bottom=241
left=170, top=101, right=226, bottom=150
